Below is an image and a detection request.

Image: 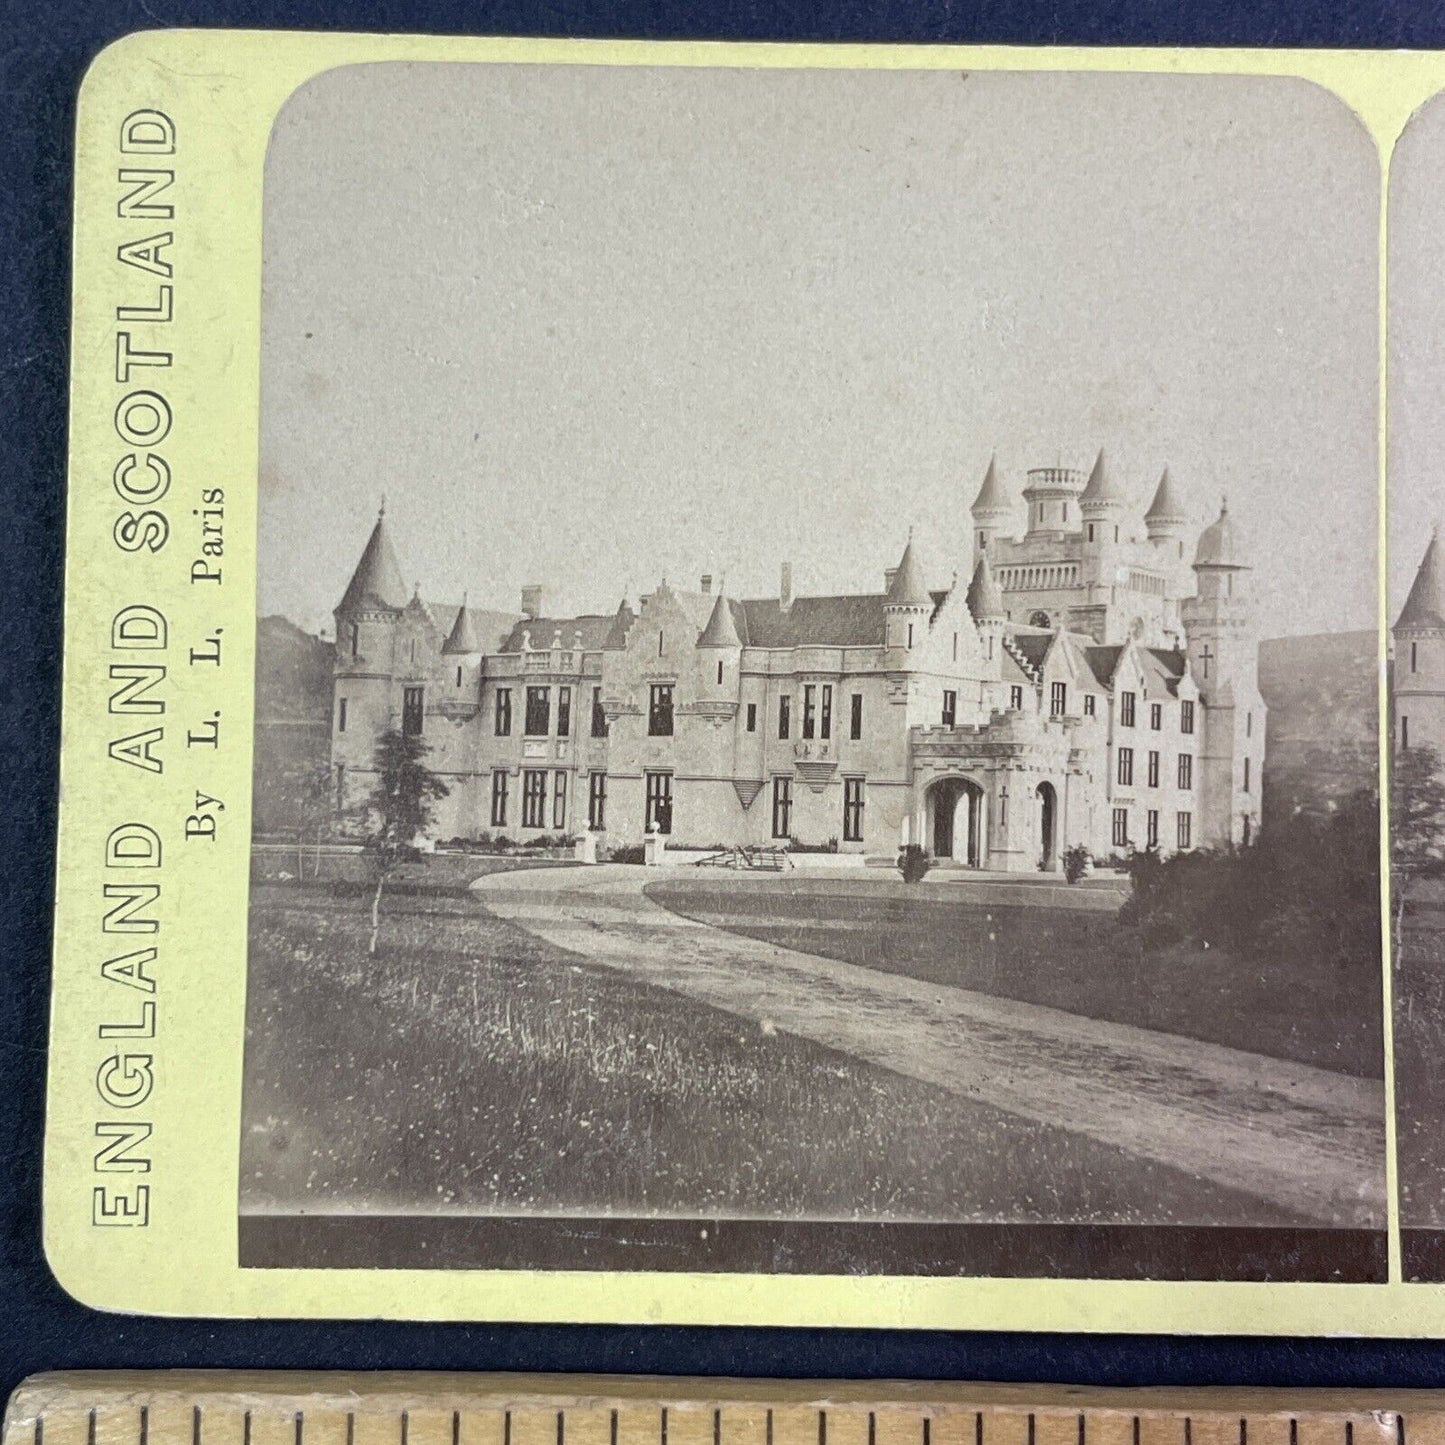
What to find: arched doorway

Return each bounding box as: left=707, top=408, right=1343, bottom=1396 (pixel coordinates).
left=927, top=778, right=985, bottom=867
left=1036, top=781, right=1057, bottom=871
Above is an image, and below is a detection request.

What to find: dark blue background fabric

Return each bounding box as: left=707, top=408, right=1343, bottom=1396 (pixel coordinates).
left=7, top=0, right=1445, bottom=1394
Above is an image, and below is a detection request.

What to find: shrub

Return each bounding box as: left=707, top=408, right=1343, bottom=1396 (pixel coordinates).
left=607, top=843, right=646, bottom=865
left=788, top=836, right=840, bottom=854
left=897, top=844, right=932, bottom=884
left=1062, top=844, right=1091, bottom=885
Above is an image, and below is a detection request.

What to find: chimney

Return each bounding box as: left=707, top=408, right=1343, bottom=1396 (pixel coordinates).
left=884, top=567, right=898, bottom=591
left=780, top=561, right=793, bottom=612
left=520, top=584, right=545, bottom=620
left=700, top=574, right=713, bottom=595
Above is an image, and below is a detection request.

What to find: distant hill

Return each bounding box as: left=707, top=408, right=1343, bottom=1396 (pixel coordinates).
left=1259, top=629, right=1378, bottom=818
left=252, top=615, right=335, bottom=837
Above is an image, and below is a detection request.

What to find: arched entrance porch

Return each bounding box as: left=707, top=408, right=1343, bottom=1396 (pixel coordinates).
left=926, top=776, right=986, bottom=867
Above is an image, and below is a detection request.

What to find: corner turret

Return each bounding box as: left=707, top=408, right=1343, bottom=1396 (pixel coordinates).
left=970, top=456, right=1014, bottom=553
left=884, top=533, right=932, bottom=655
left=1395, top=527, right=1445, bottom=757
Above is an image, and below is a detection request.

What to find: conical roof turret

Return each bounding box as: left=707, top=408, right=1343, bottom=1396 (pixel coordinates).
left=1079, top=448, right=1125, bottom=510
left=1145, top=465, right=1187, bottom=526
left=970, top=455, right=1009, bottom=515
left=441, top=593, right=482, bottom=654
left=697, top=588, right=742, bottom=648
left=886, top=533, right=931, bottom=607
left=1398, top=529, right=1445, bottom=631
left=603, top=598, right=637, bottom=650
left=965, top=552, right=1004, bottom=620
left=337, top=502, right=409, bottom=612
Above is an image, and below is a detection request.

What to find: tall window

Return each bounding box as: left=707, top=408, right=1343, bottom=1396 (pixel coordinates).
left=491, top=770, right=509, bottom=827
left=1010, top=685, right=1023, bottom=711
left=1177, top=811, right=1193, bottom=850
left=1150, top=702, right=1162, bottom=731
left=1083, top=694, right=1096, bottom=717
left=522, top=769, right=547, bottom=828
left=942, top=690, right=958, bottom=727
left=645, top=770, right=673, bottom=834
left=1120, top=690, right=1136, bottom=727
left=524, top=686, right=550, bottom=736
left=1146, top=809, right=1159, bottom=850
left=820, top=685, right=833, bottom=740
left=495, top=687, right=512, bottom=736
left=1050, top=681, right=1066, bottom=717
left=552, top=770, right=568, bottom=829
left=746, top=702, right=757, bottom=732
left=348, top=622, right=359, bottom=658
left=456, top=665, right=463, bottom=688
left=1147, top=750, right=1160, bottom=789
left=843, top=778, right=865, bottom=843
left=1243, top=757, right=1251, bottom=794
left=1117, top=746, right=1134, bottom=787
left=716, top=658, right=724, bottom=686
left=1403, top=715, right=1411, bottom=750
left=588, top=771, right=607, bottom=830
left=648, top=683, right=674, bottom=737
left=591, top=686, right=607, bottom=738
left=802, top=685, right=817, bottom=740
left=778, top=695, right=792, bottom=740
left=402, top=686, right=424, bottom=737
left=337, top=697, right=347, bottom=733
left=557, top=686, right=572, bottom=739
left=1246, top=710, right=1252, bottom=738
left=1413, top=641, right=1419, bottom=673
left=850, top=693, right=863, bottom=741
left=1177, top=753, right=1193, bottom=790
left=772, top=776, right=793, bottom=839
left=1112, top=807, right=1129, bottom=849
left=1180, top=700, right=1196, bottom=735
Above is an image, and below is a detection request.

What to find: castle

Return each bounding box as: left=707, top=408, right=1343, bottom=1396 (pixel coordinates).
left=1395, top=528, right=1445, bottom=762
left=328, top=453, right=1266, bottom=871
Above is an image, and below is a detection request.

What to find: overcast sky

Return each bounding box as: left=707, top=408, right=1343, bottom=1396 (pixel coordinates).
left=1391, top=91, right=1445, bottom=615
left=258, top=63, right=1379, bottom=639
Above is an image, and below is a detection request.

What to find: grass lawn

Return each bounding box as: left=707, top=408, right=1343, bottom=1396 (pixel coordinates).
left=241, top=866, right=1287, bottom=1224
left=646, top=878, right=1383, bottom=1079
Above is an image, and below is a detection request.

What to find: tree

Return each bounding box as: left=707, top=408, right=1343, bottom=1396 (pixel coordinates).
left=1391, top=743, right=1445, bottom=950
left=284, top=756, right=336, bottom=882
left=353, top=729, right=450, bottom=953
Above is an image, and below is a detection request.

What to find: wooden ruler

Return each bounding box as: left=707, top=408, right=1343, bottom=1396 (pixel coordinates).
left=3, top=1375, right=1442, bottom=1445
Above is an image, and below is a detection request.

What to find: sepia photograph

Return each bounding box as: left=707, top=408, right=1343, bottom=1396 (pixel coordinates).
left=1386, top=88, right=1445, bottom=1282
left=240, top=62, right=1385, bottom=1280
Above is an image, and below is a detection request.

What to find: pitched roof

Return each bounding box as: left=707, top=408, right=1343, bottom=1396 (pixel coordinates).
left=697, top=590, right=743, bottom=647
left=736, top=594, right=887, bottom=647
left=337, top=511, right=409, bottom=612
left=1142, top=647, right=1187, bottom=696
left=1398, top=532, right=1445, bottom=631
left=1145, top=466, right=1187, bottom=523
left=971, top=456, right=1009, bottom=513
left=500, top=613, right=617, bottom=653
left=885, top=536, right=931, bottom=606
left=1084, top=644, right=1124, bottom=688
left=1079, top=448, right=1125, bottom=508
left=1009, top=632, right=1053, bottom=677
left=965, top=554, right=1004, bottom=618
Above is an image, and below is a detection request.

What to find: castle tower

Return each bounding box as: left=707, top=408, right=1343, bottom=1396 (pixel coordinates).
left=696, top=584, right=743, bottom=691
left=970, top=456, right=1013, bottom=553
left=331, top=501, right=411, bottom=808
left=440, top=591, right=484, bottom=704
left=1078, top=448, right=1127, bottom=584
left=884, top=533, right=932, bottom=656
left=1180, top=500, right=1265, bottom=848
left=1395, top=528, right=1445, bottom=758
left=1145, top=466, right=1189, bottom=551
left=965, top=551, right=1006, bottom=665
left=1022, top=461, right=1087, bottom=537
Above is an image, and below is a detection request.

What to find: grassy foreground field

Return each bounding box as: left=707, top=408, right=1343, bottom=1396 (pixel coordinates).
left=646, top=879, right=1383, bottom=1079
left=1395, top=904, right=1445, bottom=1227
left=241, top=870, right=1282, bottom=1224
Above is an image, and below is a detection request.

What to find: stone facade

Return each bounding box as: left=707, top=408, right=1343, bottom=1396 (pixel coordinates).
left=328, top=456, right=1266, bottom=870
